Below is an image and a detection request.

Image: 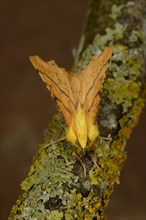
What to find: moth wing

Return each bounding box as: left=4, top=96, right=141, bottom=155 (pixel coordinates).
left=29, top=55, right=75, bottom=126
left=68, top=73, right=81, bottom=105
left=79, top=46, right=113, bottom=121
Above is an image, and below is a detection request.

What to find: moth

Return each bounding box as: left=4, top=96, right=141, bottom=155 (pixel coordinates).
left=30, top=46, right=113, bottom=151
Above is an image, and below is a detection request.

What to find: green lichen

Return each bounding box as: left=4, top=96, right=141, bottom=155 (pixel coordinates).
left=72, top=22, right=127, bottom=73
left=109, top=4, right=124, bottom=20
left=9, top=1, right=145, bottom=220
left=105, top=78, right=141, bottom=111
left=47, top=211, right=63, bottom=220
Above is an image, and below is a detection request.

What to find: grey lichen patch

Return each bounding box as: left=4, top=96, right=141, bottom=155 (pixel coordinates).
left=129, top=30, right=144, bottom=43
left=109, top=4, right=124, bottom=20
left=99, top=103, right=118, bottom=130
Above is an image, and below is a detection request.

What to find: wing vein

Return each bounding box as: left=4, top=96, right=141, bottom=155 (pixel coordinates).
left=40, top=71, right=75, bottom=108
left=83, top=62, right=108, bottom=106
left=54, top=97, right=72, bottom=114
left=88, top=91, right=99, bottom=113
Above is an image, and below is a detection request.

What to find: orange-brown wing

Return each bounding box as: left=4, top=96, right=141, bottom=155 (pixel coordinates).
left=68, top=73, right=81, bottom=106
left=79, top=46, right=113, bottom=121
left=29, top=55, right=75, bottom=126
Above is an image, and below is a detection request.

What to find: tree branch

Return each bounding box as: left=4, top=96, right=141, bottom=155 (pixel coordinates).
left=9, top=0, right=145, bottom=219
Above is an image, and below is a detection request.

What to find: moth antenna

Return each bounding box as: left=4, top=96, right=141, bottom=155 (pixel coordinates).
left=73, top=151, right=87, bottom=178
left=100, top=134, right=112, bottom=141
left=92, top=143, right=101, bottom=170
left=39, top=136, right=66, bottom=153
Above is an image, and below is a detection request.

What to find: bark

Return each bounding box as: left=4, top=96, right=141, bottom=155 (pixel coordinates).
left=9, top=0, right=145, bottom=219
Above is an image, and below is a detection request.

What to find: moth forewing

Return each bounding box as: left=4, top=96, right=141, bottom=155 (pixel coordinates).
left=69, top=73, right=81, bottom=104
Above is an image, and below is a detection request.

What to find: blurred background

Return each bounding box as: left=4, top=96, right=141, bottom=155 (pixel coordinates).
left=0, top=1, right=145, bottom=220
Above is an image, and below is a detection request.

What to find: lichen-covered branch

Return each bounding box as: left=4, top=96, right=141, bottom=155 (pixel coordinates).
left=9, top=0, right=145, bottom=220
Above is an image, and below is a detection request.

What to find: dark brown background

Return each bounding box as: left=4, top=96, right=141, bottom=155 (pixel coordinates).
left=0, top=1, right=145, bottom=220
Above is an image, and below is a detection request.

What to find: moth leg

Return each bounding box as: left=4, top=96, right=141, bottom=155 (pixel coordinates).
left=73, top=151, right=87, bottom=178
left=100, top=134, right=112, bottom=141
left=39, top=136, right=66, bottom=153
left=92, top=144, right=100, bottom=170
